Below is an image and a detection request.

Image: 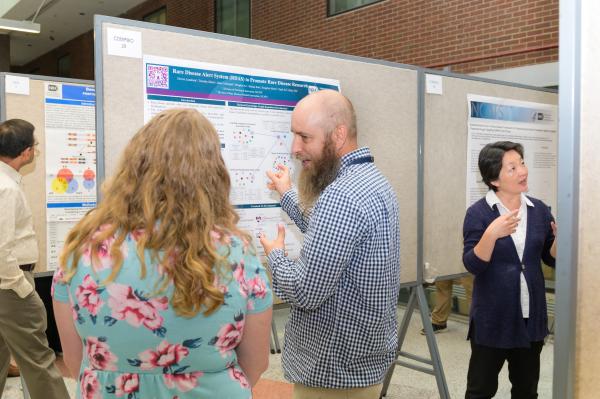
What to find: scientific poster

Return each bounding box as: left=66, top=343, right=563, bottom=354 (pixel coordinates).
left=44, top=83, right=97, bottom=270
left=466, top=94, right=557, bottom=212
left=143, top=55, right=340, bottom=260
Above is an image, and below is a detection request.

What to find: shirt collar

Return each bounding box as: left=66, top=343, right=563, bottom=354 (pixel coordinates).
left=339, top=147, right=372, bottom=170
left=0, top=160, right=22, bottom=184
left=485, top=190, right=534, bottom=210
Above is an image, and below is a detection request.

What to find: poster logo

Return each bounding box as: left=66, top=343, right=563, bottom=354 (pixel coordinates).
left=45, top=83, right=61, bottom=98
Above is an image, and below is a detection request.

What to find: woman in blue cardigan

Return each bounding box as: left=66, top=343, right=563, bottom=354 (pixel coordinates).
left=463, top=141, right=556, bottom=399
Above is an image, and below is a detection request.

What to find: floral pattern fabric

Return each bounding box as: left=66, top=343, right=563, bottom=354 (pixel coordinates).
left=52, top=230, right=272, bottom=399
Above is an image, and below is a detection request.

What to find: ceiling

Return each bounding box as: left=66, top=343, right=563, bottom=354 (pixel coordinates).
left=1, top=0, right=148, bottom=66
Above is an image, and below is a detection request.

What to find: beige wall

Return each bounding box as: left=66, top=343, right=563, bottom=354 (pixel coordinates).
left=575, top=0, right=600, bottom=397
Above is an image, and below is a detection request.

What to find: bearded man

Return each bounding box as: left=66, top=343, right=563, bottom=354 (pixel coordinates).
left=259, top=89, right=400, bottom=399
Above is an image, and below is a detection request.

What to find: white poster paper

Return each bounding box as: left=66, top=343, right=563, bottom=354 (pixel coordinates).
left=466, top=94, right=557, bottom=212
left=47, top=221, right=77, bottom=271
left=143, top=55, right=340, bottom=260
left=44, top=82, right=97, bottom=270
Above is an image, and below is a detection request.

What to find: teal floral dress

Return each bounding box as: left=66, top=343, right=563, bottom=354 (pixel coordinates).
left=52, top=227, right=272, bottom=399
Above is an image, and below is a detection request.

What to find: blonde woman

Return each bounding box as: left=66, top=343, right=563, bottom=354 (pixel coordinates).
left=52, top=109, right=272, bottom=399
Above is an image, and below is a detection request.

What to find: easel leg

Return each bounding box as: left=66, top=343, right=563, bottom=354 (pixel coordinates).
left=416, top=284, right=450, bottom=399
left=380, top=285, right=451, bottom=399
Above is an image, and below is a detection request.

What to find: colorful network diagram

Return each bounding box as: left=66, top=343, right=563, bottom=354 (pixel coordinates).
left=272, top=154, right=293, bottom=173
left=233, top=171, right=256, bottom=187
left=275, top=133, right=289, bottom=148
left=233, top=171, right=255, bottom=187
left=233, top=127, right=255, bottom=145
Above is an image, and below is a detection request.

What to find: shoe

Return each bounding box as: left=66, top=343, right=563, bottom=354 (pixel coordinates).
left=8, top=361, right=20, bottom=377
left=420, top=323, right=447, bottom=335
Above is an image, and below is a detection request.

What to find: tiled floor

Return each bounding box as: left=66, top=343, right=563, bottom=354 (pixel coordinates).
left=1, top=305, right=554, bottom=398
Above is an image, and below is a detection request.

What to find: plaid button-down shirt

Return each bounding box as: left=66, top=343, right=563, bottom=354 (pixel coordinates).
left=267, top=147, right=401, bottom=388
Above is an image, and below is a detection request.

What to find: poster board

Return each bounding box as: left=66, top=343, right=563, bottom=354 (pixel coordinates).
left=0, top=73, right=95, bottom=274
left=422, top=71, right=558, bottom=282
left=95, top=16, right=420, bottom=285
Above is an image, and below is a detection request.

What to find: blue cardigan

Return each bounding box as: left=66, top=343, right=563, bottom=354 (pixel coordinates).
left=462, top=195, right=555, bottom=348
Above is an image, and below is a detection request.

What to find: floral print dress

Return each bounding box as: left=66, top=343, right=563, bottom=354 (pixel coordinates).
left=52, top=229, right=272, bottom=399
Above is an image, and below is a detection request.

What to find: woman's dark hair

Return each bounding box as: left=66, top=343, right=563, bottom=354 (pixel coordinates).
left=478, top=141, right=524, bottom=191
left=0, top=119, right=35, bottom=158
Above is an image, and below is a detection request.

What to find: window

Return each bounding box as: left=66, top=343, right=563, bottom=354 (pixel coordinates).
left=57, top=54, right=71, bottom=78
left=328, top=0, right=383, bottom=16
left=215, top=0, right=250, bottom=38
left=143, top=7, right=167, bottom=24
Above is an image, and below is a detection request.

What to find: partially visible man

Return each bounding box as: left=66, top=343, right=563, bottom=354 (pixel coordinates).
left=421, top=276, right=473, bottom=335
left=259, top=90, right=400, bottom=399
left=0, top=119, right=68, bottom=398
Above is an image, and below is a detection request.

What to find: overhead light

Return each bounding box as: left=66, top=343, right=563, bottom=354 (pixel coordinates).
left=0, top=18, right=41, bottom=34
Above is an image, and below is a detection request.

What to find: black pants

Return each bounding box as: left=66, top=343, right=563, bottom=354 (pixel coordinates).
left=465, top=338, right=544, bottom=399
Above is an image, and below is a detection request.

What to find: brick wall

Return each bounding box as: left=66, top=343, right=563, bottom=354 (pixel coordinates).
left=125, top=0, right=214, bottom=31
left=12, top=0, right=558, bottom=77
left=252, top=0, right=558, bottom=73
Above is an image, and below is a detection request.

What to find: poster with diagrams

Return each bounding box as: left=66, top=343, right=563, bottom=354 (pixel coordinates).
left=466, top=94, right=557, bottom=212
left=143, top=55, right=340, bottom=259
left=44, top=83, right=97, bottom=270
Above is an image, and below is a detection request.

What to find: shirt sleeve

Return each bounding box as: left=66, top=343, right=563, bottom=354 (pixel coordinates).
left=242, top=247, right=273, bottom=314
left=0, top=187, right=33, bottom=298
left=51, top=267, right=70, bottom=303
left=267, top=187, right=367, bottom=309
left=280, top=189, right=310, bottom=233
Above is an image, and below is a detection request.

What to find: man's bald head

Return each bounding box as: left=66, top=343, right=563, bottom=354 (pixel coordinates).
left=290, top=90, right=358, bottom=209
left=294, top=89, right=357, bottom=140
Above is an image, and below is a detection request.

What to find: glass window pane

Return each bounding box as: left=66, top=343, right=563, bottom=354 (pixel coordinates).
left=329, top=0, right=382, bottom=16
left=216, top=0, right=250, bottom=38
left=143, top=7, right=167, bottom=24
left=57, top=54, right=70, bottom=78
left=236, top=0, right=250, bottom=38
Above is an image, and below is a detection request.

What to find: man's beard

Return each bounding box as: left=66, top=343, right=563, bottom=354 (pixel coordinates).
left=297, top=138, right=340, bottom=212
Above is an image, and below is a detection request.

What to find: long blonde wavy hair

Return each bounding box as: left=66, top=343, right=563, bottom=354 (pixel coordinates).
left=60, top=108, right=249, bottom=317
